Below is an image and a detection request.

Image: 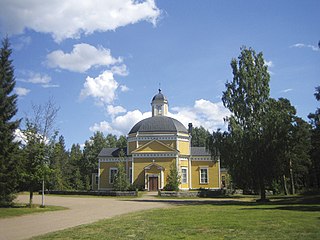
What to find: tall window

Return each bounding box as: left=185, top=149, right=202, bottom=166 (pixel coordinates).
left=181, top=167, right=188, bottom=184
left=109, top=168, right=118, bottom=184
left=200, top=168, right=208, bottom=184
left=157, top=105, right=162, bottom=115
left=129, top=167, right=132, bottom=184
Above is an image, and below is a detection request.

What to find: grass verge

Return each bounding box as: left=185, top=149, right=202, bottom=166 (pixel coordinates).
left=33, top=195, right=319, bottom=240
left=0, top=204, right=67, bottom=218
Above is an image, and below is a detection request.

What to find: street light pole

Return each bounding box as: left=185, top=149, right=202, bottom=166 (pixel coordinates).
left=41, top=178, right=45, bottom=207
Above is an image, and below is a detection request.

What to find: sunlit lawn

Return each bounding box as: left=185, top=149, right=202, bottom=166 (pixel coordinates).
left=0, top=204, right=67, bottom=218
left=33, top=195, right=320, bottom=240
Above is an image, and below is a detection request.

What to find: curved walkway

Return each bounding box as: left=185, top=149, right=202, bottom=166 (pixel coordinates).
left=0, top=194, right=169, bottom=240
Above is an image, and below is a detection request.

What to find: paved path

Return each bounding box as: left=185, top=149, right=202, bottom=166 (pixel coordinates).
left=0, top=194, right=169, bottom=240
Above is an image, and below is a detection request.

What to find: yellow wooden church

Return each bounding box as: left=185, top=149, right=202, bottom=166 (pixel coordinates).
left=96, top=90, right=221, bottom=191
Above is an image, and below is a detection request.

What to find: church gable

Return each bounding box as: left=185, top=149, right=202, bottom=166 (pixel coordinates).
left=133, top=140, right=177, bottom=153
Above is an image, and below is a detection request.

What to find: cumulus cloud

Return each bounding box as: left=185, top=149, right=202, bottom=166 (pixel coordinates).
left=90, top=110, right=151, bottom=135
left=80, top=70, right=119, bottom=105
left=46, top=43, right=121, bottom=73
left=0, top=0, right=161, bottom=42
left=24, top=71, right=51, bottom=84
left=15, top=87, right=30, bottom=96
left=90, top=99, right=229, bottom=136
left=290, top=43, right=319, bottom=52
left=18, top=71, right=57, bottom=88
left=170, top=99, right=230, bottom=132
left=111, top=64, right=129, bottom=76
left=107, top=105, right=127, bottom=117
left=120, top=85, right=130, bottom=92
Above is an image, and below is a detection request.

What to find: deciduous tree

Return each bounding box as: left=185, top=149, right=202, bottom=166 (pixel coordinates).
left=191, top=126, right=210, bottom=147
left=221, top=47, right=271, bottom=200
left=308, top=86, right=320, bottom=189
left=21, top=99, right=59, bottom=206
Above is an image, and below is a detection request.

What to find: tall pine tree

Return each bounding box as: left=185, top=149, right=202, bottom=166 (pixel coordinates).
left=0, top=37, right=21, bottom=206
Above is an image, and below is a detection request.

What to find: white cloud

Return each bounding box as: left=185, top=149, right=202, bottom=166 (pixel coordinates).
left=264, top=60, right=274, bottom=75
left=120, top=85, right=130, bottom=92
left=290, top=43, right=319, bottom=52
left=42, top=84, right=60, bottom=88
left=264, top=60, right=274, bottom=68
left=18, top=71, right=57, bottom=88
left=111, top=64, right=129, bottom=76
left=107, top=105, right=127, bottom=117
left=25, top=72, right=51, bottom=84
left=13, top=129, right=27, bottom=145
left=89, top=121, right=116, bottom=134
left=0, top=0, right=161, bottom=42
left=46, top=43, right=121, bottom=73
left=170, top=99, right=230, bottom=132
left=13, top=36, right=31, bottom=50
left=15, top=87, right=30, bottom=96
left=90, top=99, right=230, bottom=136
left=90, top=110, right=151, bottom=135
left=80, top=70, right=119, bottom=105
left=280, top=88, right=293, bottom=93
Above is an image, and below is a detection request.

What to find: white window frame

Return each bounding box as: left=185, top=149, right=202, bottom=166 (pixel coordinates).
left=109, top=167, right=118, bottom=184
left=181, top=167, right=188, bottom=184
left=200, top=167, right=209, bottom=184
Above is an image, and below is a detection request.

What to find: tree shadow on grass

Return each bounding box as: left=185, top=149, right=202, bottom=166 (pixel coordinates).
left=124, top=195, right=320, bottom=209
left=243, top=205, right=320, bottom=212
left=125, top=198, right=261, bottom=207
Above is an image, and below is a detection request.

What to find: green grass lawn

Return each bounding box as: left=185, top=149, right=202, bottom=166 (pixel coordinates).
left=0, top=204, right=67, bottom=218
left=33, top=195, right=320, bottom=240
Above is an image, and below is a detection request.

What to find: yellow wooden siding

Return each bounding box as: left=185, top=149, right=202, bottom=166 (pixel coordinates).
left=99, top=161, right=131, bottom=189
left=137, top=141, right=149, bottom=148
left=128, top=141, right=136, bottom=154
left=191, top=161, right=220, bottom=189
left=91, top=173, right=98, bottom=190
left=165, top=140, right=176, bottom=149
left=133, top=140, right=176, bottom=153
left=133, top=157, right=175, bottom=188
left=100, top=162, right=119, bottom=189
left=138, top=140, right=176, bottom=149
left=178, top=141, right=190, bottom=155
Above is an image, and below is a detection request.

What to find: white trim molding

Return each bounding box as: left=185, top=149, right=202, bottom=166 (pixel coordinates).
left=133, top=153, right=177, bottom=158
left=99, top=158, right=131, bottom=163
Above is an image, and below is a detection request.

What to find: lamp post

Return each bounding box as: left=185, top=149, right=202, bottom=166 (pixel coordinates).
left=41, top=178, right=45, bottom=207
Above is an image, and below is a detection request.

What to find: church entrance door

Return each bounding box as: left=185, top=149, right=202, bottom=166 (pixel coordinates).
left=149, top=176, right=158, bottom=191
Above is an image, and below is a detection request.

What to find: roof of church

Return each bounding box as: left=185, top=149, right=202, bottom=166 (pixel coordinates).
left=98, top=147, right=127, bottom=157
left=99, top=146, right=211, bottom=157
left=152, top=89, right=167, bottom=102
left=190, top=147, right=211, bottom=156
left=128, top=115, right=188, bottom=134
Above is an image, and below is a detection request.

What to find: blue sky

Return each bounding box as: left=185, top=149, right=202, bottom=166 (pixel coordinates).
left=0, top=0, right=319, bottom=149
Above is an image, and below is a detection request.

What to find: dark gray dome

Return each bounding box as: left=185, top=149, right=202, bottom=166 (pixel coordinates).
left=152, top=89, right=167, bottom=102
left=129, top=116, right=188, bottom=134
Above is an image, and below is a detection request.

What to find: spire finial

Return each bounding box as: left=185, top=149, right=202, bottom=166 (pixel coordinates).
left=158, top=82, right=161, bottom=93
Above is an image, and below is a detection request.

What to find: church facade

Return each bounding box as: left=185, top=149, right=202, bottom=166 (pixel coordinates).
left=96, top=90, right=221, bottom=191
